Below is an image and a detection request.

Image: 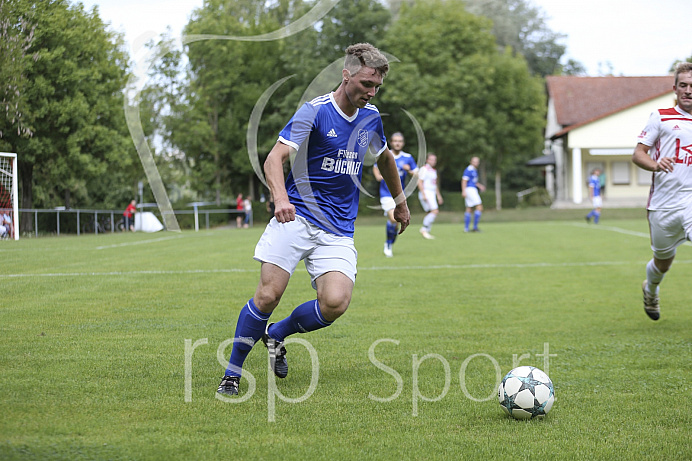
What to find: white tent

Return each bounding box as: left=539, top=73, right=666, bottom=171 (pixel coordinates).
left=135, top=212, right=164, bottom=233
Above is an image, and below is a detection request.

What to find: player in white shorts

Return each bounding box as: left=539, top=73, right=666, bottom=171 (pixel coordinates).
left=417, top=153, right=443, bottom=239
left=217, top=44, right=410, bottom=397
left=631, top=62, right=692, bottom=321
left=461, top=156, right=485, bottom=232
left=373, top=132, right=418, bottom=256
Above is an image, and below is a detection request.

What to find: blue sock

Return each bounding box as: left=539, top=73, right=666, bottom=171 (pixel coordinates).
left=225, top=298, right=271, bottom=377
left=464, top=212, right=471, bottom=231
left=386, top=221, right=397, bottom=245
left=473, top=210, right=482, bottom=229
left=594, top=211, right=600, bottom=224
left=268, top=299, right=332, bottom=342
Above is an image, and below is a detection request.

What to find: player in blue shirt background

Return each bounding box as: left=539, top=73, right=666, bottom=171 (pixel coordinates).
left=373, top=132, right=418, bottom=257
left=218, top=43, right=410, bottom=396
left=461, top=157, right=485, bottom=232
left=585, top=168, right=602, bottom=224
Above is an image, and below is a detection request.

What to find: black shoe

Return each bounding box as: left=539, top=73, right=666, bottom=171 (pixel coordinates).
left=642, top=280, right=660, bottom=321
left=262, top=323, right=288, bottom=378
left=217, top=375, right=240, bottom=396
left=472, top=228, right=481, bottom=232
left=585, top=215, right=591, bottom=223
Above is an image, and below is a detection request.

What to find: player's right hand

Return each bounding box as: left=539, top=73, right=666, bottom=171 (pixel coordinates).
left=394, top=202, right=410, bottom=234
left=274, top=199, right=296, bottom=223
left=656, top=157, right=675, bottom=173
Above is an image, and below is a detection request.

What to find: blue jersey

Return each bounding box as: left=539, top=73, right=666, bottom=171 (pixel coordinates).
left=279, top=92, right=387, bottom=237
left=376, top=151, right=418, bottom=198
left=588, top=175, right=601, bottom=197
left=462, top=165, right=479, bottom=188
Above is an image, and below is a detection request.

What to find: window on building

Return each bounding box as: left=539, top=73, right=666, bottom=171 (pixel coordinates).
left=612, top=162, right=631, bottom=185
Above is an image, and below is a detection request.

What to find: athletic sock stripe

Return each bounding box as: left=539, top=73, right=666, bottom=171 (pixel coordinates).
left=247, top=299, right=271, bottom=321
left=313, top=300, right=331, bottom=326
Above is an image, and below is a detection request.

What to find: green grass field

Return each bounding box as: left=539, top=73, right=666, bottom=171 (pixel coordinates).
left=1, top=213, right=691, bottom=460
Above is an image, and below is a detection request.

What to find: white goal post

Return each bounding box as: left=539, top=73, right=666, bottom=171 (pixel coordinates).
left=0, top=152, right=19, bottom=240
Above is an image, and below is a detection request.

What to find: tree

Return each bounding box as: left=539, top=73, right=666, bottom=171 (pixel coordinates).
left=163, top=0, right=294, bottom=204
left=559, top=58, right=587, bottom=76
left=481, top=48, right=546, bottom=208
left=464, top=0, right=567, bottom=77
left=0, top=0, right=135, bottom=232
left=148, top=0, right=391, bottom=204
left=0, top=0, right=36, bottom=141
left=379, top=0, right=545, bottom=208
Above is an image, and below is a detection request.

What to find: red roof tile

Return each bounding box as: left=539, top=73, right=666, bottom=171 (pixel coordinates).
left=546, top=76, right=673, bottom=129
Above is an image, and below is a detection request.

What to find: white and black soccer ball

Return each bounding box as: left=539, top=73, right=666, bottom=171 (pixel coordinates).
left=498, top=366, right=555, bottom=420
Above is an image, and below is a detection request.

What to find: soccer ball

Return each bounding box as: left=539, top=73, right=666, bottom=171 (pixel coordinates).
left=498, top=366, right=555, bottom=420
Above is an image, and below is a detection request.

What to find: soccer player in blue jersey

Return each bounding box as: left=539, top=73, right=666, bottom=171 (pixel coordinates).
left=218, top=43, right=411, bottom=396
left=461, top=157, right=485, bottom=232
left=373, top=132, right=418, bottom=257
left=585, top=169, right=602, bottom=224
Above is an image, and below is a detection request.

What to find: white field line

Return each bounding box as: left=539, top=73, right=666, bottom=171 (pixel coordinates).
left=3, top=260, right=691, bottom=278
left=95, top=235, right=184, bottom=250
left=567, top=222, right=692, bottom=246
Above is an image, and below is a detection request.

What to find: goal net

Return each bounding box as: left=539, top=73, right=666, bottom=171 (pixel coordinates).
left=0, top=153, right=19, bottom=240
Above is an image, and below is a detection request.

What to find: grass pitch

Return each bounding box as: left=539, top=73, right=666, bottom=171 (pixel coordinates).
left=1, top=213, right=691, bottom=460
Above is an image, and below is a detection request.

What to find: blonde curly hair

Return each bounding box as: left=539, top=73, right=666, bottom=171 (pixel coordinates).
left=344, top=43, right=389, bottom=78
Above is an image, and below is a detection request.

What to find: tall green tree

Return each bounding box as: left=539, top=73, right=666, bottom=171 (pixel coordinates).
left=172, top=0, right=291, bottom=204
left=379, top=0, right=545, bottom=208
left=464, top=0, right=567, bottom=77
left=482, top=48, right=546, bottom=208
left=0, top=0, right=135, bottom=232
left=0, top=0, right=36, bottom=141
left=150, top=0, right=390, bottom=203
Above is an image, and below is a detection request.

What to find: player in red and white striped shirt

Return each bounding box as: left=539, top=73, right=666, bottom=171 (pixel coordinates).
left=632, top=62, right=692, bottom=320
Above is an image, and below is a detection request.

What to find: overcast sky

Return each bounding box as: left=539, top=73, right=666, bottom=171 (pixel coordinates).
left=81, top=0, right=691, bottom=77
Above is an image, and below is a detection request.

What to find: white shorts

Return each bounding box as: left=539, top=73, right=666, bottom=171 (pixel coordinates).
left=418, top=190, right=438, bottom=212
left=648, top=207, right=692, bottom=260
left=254, top=215, right=357, bottom=289
left=464, top=187, right=482, bottom=208
left=380, top=196, right=396, bottom=215
left=592, top=196, right=603, bottom=208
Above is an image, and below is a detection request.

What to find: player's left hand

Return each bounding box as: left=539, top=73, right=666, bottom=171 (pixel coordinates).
left=394, top=202, right=410, bottom=234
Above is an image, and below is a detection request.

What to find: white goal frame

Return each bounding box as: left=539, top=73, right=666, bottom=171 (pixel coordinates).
left=0, top=152, right=19, bottom=240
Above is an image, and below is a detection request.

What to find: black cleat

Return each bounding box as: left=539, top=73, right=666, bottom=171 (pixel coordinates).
left=217, top=375, right=240, bottom=396
left=642, top=280, right=660, bottom=321
left=262, top=323, right=288, bottom=378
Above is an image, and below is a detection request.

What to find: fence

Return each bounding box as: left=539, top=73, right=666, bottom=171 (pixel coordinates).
left=18, top=207, right=252, bottom=237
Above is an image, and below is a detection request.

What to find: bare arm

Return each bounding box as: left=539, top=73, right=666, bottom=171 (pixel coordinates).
left=377, top=149, right=410, bottom=233
left=264, top=141, right=295, bottom=223
left=372, top=165, right=384, bottom=182
left=632, top=143, right=675, bottom=173
left=417, top=174, right=426, bottom=201
left=461, top=178, right=468, bottom=197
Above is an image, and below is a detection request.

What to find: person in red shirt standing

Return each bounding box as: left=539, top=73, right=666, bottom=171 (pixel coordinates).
left=235, top=193, right=244, bottom=228
left=123, top=200, right=136, bottom=231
